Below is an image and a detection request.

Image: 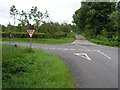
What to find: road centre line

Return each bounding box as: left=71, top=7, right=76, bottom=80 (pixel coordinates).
left=97, top=50, right=111, bottom=60
left=44, top=47, right=98, bottom=51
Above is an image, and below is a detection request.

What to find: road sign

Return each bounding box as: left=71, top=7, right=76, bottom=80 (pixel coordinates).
left=26, top=25, right=36, bottom=49
left=26, top=29, right=36, bottom=38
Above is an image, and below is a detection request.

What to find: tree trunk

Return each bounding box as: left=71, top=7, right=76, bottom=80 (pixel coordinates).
left=14, top=15, right=16, bottom=32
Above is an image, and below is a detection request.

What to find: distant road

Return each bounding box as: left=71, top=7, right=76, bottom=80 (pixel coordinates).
left=1, top=36, right=119, bottom=88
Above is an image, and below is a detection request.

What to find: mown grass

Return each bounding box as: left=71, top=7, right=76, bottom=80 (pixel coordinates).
left=2, top=45, right=75, bottom=88
left=2, top=38, right=75, bottom=44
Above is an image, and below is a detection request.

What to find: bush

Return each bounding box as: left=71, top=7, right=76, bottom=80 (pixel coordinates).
left=97, top=35, right=108, bottom=41
left=111, top=36, right=118, bottom=41
left=53, top=32, right=67, bottom=39
left=1, top=32, right=72, bottom=39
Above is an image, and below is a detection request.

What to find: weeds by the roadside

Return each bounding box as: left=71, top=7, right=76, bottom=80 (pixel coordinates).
left=2, top=45, right=75, bottom=88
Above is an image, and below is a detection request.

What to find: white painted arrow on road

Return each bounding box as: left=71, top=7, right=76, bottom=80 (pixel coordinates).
left=74, top=53, right=91, bottom=61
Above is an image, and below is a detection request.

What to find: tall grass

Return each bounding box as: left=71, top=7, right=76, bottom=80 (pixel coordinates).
left=2, top=45, right=75, bottom=88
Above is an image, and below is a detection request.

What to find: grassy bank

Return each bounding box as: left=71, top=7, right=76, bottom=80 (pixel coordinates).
left=88, top=38, right=119, bottom=47
left=81, top=33, right=119, bottom=47
left=2, top=38, right=74, bottom=44
left=2, top=45, right=75, bottom=88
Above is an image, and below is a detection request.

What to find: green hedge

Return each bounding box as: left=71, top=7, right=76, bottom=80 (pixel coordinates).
left=53, top=32, right=67, bottom=39
left=1, top=32, right=46, bottom=38
left=1, top=32, right=70, bottom=39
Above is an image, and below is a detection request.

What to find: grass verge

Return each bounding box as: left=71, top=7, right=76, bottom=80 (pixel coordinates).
left=2, top=45, right=75, bottom=88
left=2, top=38, right=74, bottom=44
left=88, top=38, right=119, bottom=48
left=81, top=33, right=119, bottom=48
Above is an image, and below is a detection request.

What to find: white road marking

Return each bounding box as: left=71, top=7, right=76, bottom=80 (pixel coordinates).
left=86, top=50, right=90, bottom=51
left=92, top=50, right=98, bottom=51
left=79, top=49, right=84, bottom=51
left=62, top=48, right=68, bottom=50
left=51, top=48, right=56, bottom=49
left=57, top=48, right=62, bottom=50
left=74, top=53, right=92, bottom=61
left=43, top=48, right=111, bottom=60
left=97, top=50, right=111, bottom=60
left=44, top=48, right=98, bottom=53
left=44, top=48, right=48, bottom=49
left=70, top=49, right=76, bottom=50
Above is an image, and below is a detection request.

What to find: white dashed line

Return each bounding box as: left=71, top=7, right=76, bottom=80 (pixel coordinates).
left=97, top=50, right=111, bottom=60
left=86, top=50, right=90, bottom=51
left=62, top=48, right=68, bottom=50
left=51, top=48, right=56, bottom=49
left=57, top=48, right=62, bottom=50
left=44, top=48, right=48, bottom=49
left=79, top=49, right=82, bottom=51
left=70, top=49, right=76, bottom=50
left=92, top=50, right=98, bottom=51
left=44, top=48, right=99, bottom=52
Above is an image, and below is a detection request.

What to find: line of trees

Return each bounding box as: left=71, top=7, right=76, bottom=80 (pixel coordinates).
left=9, top=5, right=49, bottom=32
left=73, top=1, right=119, bottom=41
left=1, top=5, right=78, bottom=38
left=1, top=22, right=77, bottom=38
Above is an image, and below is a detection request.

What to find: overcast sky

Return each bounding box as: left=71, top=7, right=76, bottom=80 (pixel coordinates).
left=0, top=0, right=82, bottom=26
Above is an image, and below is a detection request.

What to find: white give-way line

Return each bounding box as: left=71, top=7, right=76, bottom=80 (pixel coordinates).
left=44, top=47, right=98, bottom=51
left=44, top=47, right=111, bottom=60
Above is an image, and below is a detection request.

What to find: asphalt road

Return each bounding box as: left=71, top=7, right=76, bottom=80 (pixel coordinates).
left=1, top=38, right=119, bottom=88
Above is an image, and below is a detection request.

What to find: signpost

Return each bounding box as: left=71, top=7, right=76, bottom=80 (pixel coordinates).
left=26, top=25, right=36, bottom=49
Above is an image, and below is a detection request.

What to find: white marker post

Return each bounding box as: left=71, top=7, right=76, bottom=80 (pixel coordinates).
left=26, top=28, right=36, bottom=49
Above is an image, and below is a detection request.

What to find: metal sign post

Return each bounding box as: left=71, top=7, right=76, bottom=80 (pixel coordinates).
left=30, top=38, right=32, bottom=49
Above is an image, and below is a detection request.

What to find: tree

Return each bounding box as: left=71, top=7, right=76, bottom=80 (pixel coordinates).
left=116, top=1, right=120, bottom=29
left=73, top=2, right=116, bottom=38
left=18, top=10, right=28, bottom=32
left=116, top=1, right=120, bottom=12
left=18, top=10, right=28, bottom=25
left=10, top=5, right=18, bottom=31
left=2, top=25, right=6, bottom=32
left=73, top=2, right=91, bottom=33
left=29, top=6, right=49, bottom=32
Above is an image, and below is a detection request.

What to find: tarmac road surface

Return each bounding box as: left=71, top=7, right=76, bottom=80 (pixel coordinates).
left=1, top=36, right=119, bottom=88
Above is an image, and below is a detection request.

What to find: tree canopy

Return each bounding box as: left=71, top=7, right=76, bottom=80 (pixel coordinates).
left=73, top=2, right=119, bottom=38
